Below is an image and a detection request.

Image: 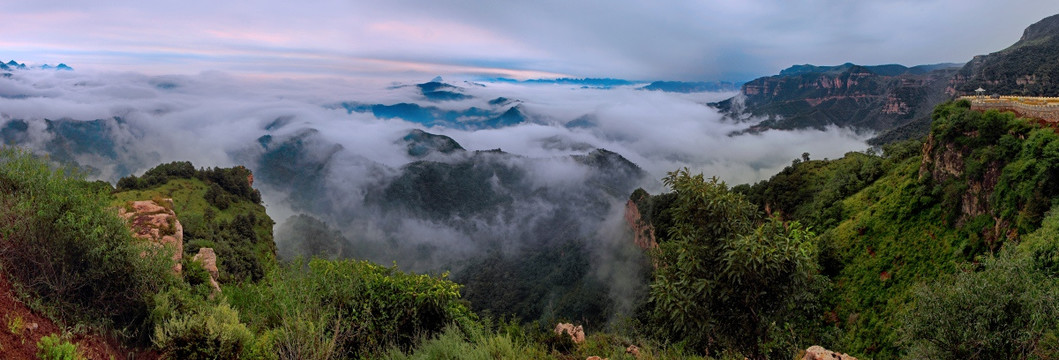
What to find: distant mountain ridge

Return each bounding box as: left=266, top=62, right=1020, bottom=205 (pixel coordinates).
left=953, top=13, right=1059, bottom=96
left=0, top=59, right=73, bottom=72
left=713, top=13, right=1059, bottom=145
left=711, top=62, right=961, bottom=141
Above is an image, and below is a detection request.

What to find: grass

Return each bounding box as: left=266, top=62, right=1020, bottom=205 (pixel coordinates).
left=379, top=322, right=722, bottom=360
left=6, top=314, right=24, bottom=337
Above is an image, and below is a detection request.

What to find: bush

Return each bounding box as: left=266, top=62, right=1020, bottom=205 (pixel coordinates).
left=152, top=301, right=255, bottom=360
left=228, top=258, right=472, bottom=358
left=36, top=334, right=82, bottom=360
left=900, top=247, right=1059, bottom=359
left=0, top=148, right=173, bottom=341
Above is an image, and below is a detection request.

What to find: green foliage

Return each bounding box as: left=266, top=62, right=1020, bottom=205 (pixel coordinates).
left=148, top=259, right=267, bottom=360
left=738, top=149, right=886, bottom=230
left=384, top=318, right=712, bottom=360
left=117, top=161, right=262, bottom=205
left=227, top=258, right=471, bottom=358
left=36, top=334, right=82, bottom=360
left=382, top=325, right=550, bottom=360
left=0, top=147, right=173, bottom=342
left=925, top=101, right=1059, bottom=234
left=900, top=247, right=1059, bottom=359
left=114, top=176, right=276, bottom=284
left=153, top=300, right=255, bottom=360
left=7, top=314, right=24, bottom=337
left=455, top=237, right=627, bottom=332
left=800, top=101, right=1059, bottom=358
left=646, top=168, right=821, bottom=359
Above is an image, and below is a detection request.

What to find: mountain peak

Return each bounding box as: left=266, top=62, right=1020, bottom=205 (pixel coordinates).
left=1020, top=13, right=1059, bottom=43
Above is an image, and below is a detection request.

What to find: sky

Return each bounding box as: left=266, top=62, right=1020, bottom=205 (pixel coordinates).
left=3, top=0, right=1059, bottom=81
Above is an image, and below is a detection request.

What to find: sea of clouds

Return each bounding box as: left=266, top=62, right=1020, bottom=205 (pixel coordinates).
left=0, top=67, right=872, bottom=319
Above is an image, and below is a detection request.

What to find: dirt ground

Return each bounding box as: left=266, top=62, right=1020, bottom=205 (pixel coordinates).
left=0, top=272, right=158, bottom=360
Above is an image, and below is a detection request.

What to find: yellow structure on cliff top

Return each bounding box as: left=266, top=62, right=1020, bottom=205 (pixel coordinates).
left=959, top=94, right=1059, bottom=122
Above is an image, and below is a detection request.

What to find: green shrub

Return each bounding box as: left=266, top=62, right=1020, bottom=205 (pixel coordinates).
left=153, top=302, right=254, bottom=360
left=0, top=147, right=173, bottom=341
left=36, top=334, right=82, bottom=360
left=900, top=247, right=1059, bottom=359
left=228, top=258, right=472, bottom=358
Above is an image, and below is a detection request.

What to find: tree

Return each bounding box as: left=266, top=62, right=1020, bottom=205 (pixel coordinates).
left=647, top=168, right=819, bottom=359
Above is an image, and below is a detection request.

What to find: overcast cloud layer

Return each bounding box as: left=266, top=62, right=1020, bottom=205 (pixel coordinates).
left=3, top=1, right=1058, bottom=81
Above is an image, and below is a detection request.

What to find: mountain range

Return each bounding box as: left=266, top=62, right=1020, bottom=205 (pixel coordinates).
left=711, top=13, right=1059, bottom=145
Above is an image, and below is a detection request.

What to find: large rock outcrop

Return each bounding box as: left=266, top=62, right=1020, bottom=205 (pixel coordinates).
left=192, top=247, right=221, bottom=295
left=624, top=199, right=658, bottom=250
left=119, top=199, right=183, bottom=273
left=554, top=323, right=585, bottom=344
left=801, top=345, right=857, bottom=360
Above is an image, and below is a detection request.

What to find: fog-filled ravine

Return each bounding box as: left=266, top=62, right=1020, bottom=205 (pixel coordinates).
left=0, top=67, right=870, bottom=326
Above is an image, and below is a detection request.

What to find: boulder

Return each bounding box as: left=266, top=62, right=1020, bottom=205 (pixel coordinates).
left=554, top=323, right=585, bottom=344
left=802, top=345, right=857, bottom=360
left=192, top=247, right=222, bottom=294
left=119, top=199, right=183, bottom=273
left=625, top=344, right=640, bottom=357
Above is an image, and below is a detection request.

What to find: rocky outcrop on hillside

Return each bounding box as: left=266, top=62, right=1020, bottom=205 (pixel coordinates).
left=192, top=248, right=221, bottom=294
left=624, top=199, right=658, bottom=250
left=919, top=132, right=1011, bottom=243
left=119, top=199, right=183, bottom=273
left=801, top=346, right=857, bottom=360
left=712, top=63, right=961, bottom=141
left=554, top=323, right=585, bottom=344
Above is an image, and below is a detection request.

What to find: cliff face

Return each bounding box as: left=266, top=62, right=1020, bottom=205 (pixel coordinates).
left=919, top=132, right=1011, bottom=243
left=954, top=14, right=1059, bottom=96
left=713, top=63, right=960, bottom=140
left=624, top=199, right=658, bottom=250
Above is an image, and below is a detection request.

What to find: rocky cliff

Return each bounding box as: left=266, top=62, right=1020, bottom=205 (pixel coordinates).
left=712, top=63, right=960, bottom=144
left=119, top=199, right=184, bottom=273
left=710, top=14, right=1059, bottom=145
left=624, top=199, right=658, bottom=250
left=919, top=132, right=1011, bottom=245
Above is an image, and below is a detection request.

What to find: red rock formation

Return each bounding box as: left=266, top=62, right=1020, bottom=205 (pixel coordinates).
left=119, top=199, right=183, bottom=273
left=624, top=199, right=658, bottom=250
